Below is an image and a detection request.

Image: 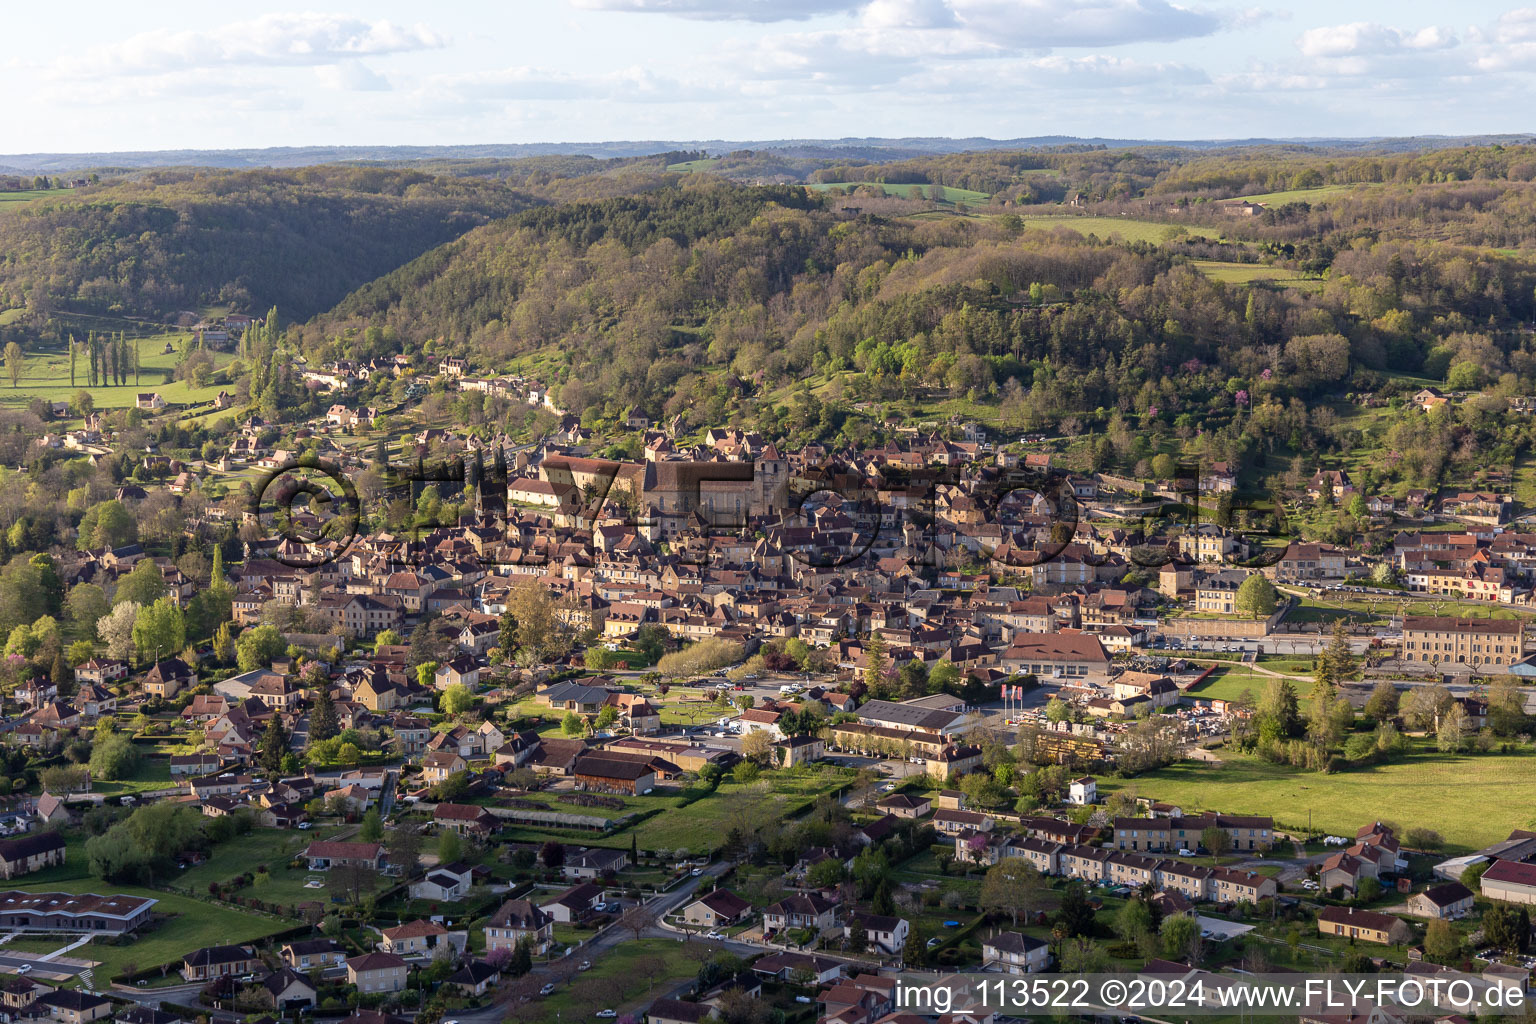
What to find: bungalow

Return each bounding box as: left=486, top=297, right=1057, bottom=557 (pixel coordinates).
left=542, top=881, right=605, bottom=924
left=182, top=945, right=261, bottom=982
left=434, top=803, right=499, bottom=837
left=281, top=938, right=348, bottom=970
left=647, top=999, right=716, bottom=1024
left=446, top=960, right=501, bottom=997
left=136, top=393, right=166, bottom=411
left=1406, top=882, right=1475, bottom=921
left=875, top=793, right=931, bottom=819
left=347, top=952, right=409, bottom=993
left=302, top=840, right=384, bottom=872
left=683, top=888, right=753, bottom=929
left=35, top=991, right=112, bottom=1024
left=1316, top=906, right=1413, bottom=946
left=564, top=846, right=629, bottom=881
left=0, top=832, right=66, bottom=880
left=750, top=952, right=844, bottom=985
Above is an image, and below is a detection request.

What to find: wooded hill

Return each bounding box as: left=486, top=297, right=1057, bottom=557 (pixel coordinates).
left=0, top=167, right=534, bottom=321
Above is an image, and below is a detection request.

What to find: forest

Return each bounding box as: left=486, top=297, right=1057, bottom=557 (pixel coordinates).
left=0, top=166, right=534, bottom=320
left=4, top=143, right=1536, bottom=506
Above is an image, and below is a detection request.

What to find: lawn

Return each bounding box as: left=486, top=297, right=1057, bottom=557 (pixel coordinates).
left=89, top=758, right=176, bottom=797
left=170, top=826, right=383, bottom=909
left=1286, top=591, right=1536, bottom=626
left=1100, top=747, right=1536, bottom=853
left=532, top=938, right=703, bottom=1022
left=588, top=771, right=851, bottom=854
left=0, top=332, right=235, bottom=410
left=1234, top=183, right=1376, bottom=205
left=806, top=181, right=991, bottom=205
left=1019, top=215, right=1184, bottom=244
left=1191, top=260, right=1321, bottom=289
left=10, top=878, right=297, bottom=980
left=0, top=188, right=70, bottom=212
left=1192, top=665, right=1314, bottom=704
left=666, top=159, right=720, bottom=172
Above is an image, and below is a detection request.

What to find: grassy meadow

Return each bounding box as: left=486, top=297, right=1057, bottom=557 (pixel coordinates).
left=1191, top=260, right=1323, bottom=289
left=0, top=331, right=234, bottom=410
left=1101, top=747, right=1536, bottom=852
left=1020, top=215, right=1184, bottom=244
left=807, top=181, right=991, bottom=205
left=0, top=188, right=70, bottom=212
left=1234, top=183, right=1377, bottom=205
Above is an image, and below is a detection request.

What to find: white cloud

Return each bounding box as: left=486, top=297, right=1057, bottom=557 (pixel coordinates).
left=569, top=0, right=864, bottom=22
left=315, top=62, right=393, bottom=92
left=416, top=65, right=715, bottom=117
left=949, top=0, right=1222, bottom=48
left=575, top=0, right=1227, bottom=42
left=55, top=12, right=445, bottom=79
left=1296, top=22, right=1457, bottom=58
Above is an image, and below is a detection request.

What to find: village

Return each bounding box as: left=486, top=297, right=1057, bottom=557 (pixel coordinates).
left=7, top=335, right=1536, bottom=1024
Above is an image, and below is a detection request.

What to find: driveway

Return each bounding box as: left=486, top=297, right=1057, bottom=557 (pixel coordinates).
left=1196, top=915, right=1255, bottom=940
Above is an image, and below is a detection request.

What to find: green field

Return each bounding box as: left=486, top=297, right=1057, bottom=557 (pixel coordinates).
left=1192, top=665, right=1315, bottom=704
left=807, top=181, right=991, bottom=205
left=168, top=826, right=376, bottom=909
left=0, top=331, right=234, bottom=410
left=1020, top=215, right=1183, bottom=244
left=89, top=758, right=175, bottom=797
left=1234, top=183, right=1375, bottom=205
left=666, top=158, right=720, bottom=172
left=1191, top=260, right=1321, bottom=288
left=574, top=772, right=850, bottom=854
left=531, top=938, right=703, bottom=1021
left=11, top=877, right=296, bottom=979
left=0, top=188, right=70, bottom=212
left=1101, top=748, right=1536, bottom=853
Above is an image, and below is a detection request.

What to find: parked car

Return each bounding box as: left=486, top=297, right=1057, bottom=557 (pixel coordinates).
left=540, top=984, right=557, bottom=996
left=596, top=1011, right=617, bottom=1018
left=578, top=961, right=593, bottom=971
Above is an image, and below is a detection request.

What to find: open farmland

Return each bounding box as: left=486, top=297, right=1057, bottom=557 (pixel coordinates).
left=807, top=181, right=991, bottom=204
left=1235, top=183, right=1378, bottom=205
left=0, top=188, right=70, bottom=212
left=1020, top=215, right=1183, bottom=244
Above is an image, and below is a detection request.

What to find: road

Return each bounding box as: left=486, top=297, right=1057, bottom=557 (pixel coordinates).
left=0, top=952, right=87, bottom=978
left=448, top=861, right=740, bottom=1024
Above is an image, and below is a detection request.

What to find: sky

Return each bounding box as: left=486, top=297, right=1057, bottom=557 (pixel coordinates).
left=7, top=0, right=1536, bottom=153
